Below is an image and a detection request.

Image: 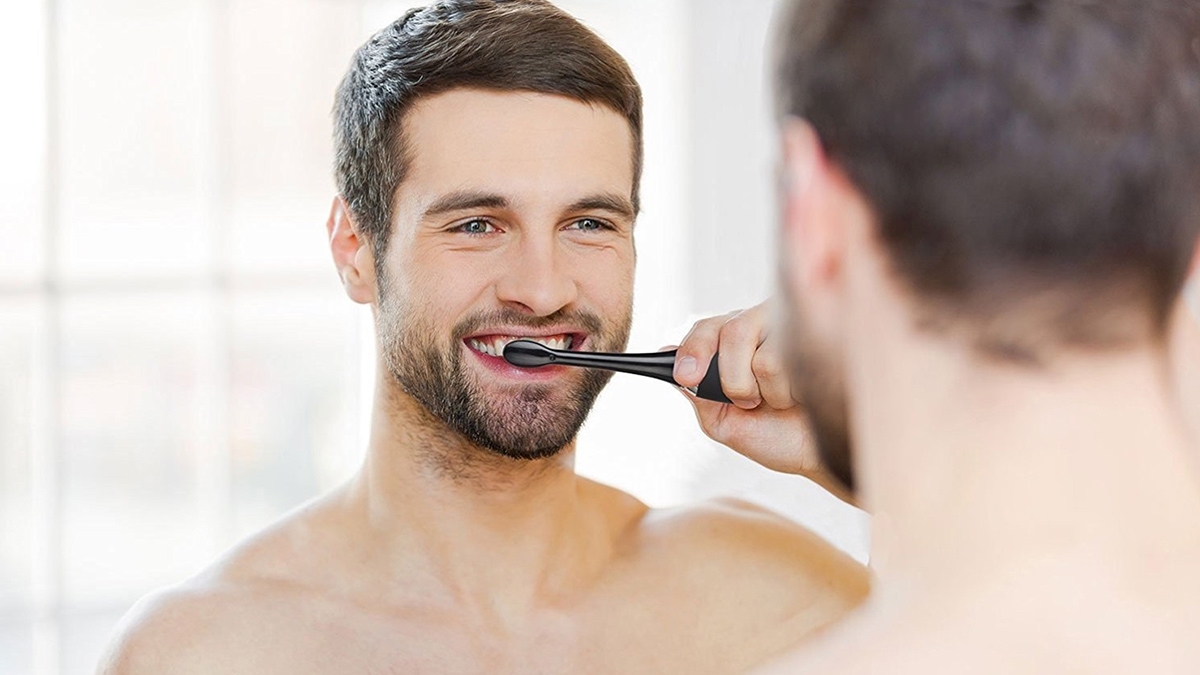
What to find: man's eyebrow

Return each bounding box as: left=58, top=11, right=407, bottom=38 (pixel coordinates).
left=568, top=194, right=637, bottom=221
left=421, top=190, right=637, bottom=221
left=422, top=191, right=511, bottom=218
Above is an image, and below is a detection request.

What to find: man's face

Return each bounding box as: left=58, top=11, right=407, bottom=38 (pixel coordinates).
left=376, top=89, right=637, bottom=460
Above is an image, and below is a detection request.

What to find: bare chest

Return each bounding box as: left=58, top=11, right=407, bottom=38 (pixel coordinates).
left=216, top=600, right=735, bottom=675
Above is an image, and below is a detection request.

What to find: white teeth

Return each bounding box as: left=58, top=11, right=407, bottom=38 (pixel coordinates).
left=469, top=334, right=575, bottom=356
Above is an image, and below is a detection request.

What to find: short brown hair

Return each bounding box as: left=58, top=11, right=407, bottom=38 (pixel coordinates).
left=776, top=0, right=1200, bottom=362
left=334, top=0, right=643, bottom=257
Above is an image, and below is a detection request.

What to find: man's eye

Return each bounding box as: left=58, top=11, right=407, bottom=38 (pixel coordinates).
left=457, top=219, right=496, bottom=235
left=568, top=218, right=610, bottom=232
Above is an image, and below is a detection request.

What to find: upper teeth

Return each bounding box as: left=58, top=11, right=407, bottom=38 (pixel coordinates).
left=469, top=335, right=573, bottom=357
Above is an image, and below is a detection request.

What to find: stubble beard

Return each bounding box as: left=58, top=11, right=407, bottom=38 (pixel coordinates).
left=376, top=286, right=632, bottom=466
left=781, top=278, right=857, bottom=495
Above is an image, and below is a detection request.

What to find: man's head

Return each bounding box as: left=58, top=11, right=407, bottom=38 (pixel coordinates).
left=328, top=1, right=642, bottom=463
left=773, top=0, right=1200, bottom=491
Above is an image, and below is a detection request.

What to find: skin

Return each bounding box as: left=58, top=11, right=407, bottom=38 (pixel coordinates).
left=96, top=90, right=866, bottom=675
left=751, top=120, right=1200, bottom=674
left=1171, top=281, right=1200, bottom=444
left=671, top=301, right=856, bottom=506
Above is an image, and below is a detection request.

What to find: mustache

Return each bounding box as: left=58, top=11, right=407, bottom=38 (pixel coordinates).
left=451, top=308, right=607, bottom=343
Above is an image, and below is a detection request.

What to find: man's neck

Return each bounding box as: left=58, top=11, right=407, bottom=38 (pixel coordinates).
left=338, top=370, right=631, bottom=624
left=854, top=332, right=1200, bottom=611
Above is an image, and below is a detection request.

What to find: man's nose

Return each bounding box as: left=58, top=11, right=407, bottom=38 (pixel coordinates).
left=494, top=235, right=579, bottom=316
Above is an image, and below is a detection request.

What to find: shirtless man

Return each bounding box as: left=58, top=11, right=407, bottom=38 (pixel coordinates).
left=97, top=2, right=865, bottom=673
left=755, top=0, right=1200, bottom=672
left=1174, top=280, right=1200, bottom=442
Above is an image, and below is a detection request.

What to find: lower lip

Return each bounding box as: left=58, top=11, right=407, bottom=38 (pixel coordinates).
left=463, top=342, right=574, bottom=380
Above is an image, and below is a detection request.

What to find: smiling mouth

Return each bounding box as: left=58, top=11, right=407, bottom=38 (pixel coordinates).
left=466, top=334, right=577, bottom=357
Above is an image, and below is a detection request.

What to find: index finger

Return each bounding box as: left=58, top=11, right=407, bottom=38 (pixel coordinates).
left=674, top=313, right=734, bottom=388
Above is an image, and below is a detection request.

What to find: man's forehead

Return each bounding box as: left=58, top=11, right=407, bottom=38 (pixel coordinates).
left=402, top=87, right=632, bottom=145
left=396, top=88, right=636, bottom=211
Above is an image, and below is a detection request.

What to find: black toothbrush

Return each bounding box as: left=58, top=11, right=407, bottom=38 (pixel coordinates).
left=502, top=340, right=733, bottom=404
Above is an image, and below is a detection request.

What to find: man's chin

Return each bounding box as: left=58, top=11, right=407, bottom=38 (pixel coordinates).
left=477, top=439, right=571, bottom=462
left=465, top=395, right=587, bottom=460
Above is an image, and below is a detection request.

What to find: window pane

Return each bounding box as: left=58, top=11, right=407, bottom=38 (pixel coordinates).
left=58, top=0, right=210, bottom=281
left=61, top=609, right=125, bottom=675
left=0, top=619, right=32, bottom=675
left=0, top=300, right=37, bottom=675
left=0, top=1, right=47, bottom=284
left=230, top=288, right=361, bottom=538
left=225, top=0, right=365, bottom=274
left=59, top=292, right=207, bottom=608
left=0, top=300, right=37, bottom=612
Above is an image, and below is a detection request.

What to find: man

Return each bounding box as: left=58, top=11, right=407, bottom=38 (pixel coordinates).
left=750, top=0, right=1200, bottom=672
left=1174, top=281, right=1200, bottom=442
left=98, top=2, right=865, bottom=673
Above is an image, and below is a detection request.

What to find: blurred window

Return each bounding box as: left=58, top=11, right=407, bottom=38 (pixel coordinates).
left=1, top=1, right=370, bottom=672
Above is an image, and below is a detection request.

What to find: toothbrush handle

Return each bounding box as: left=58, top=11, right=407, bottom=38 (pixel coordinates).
left=532, top=345, right=733, bottom=404
left=694, top=357, right=732, bottom=404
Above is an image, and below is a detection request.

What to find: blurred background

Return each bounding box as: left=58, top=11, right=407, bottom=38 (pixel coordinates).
left=0, top=0, right=870, bottom=673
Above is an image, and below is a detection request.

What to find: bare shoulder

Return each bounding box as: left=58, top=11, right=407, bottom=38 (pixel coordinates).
left=97, top=501, right=338, bottom=675
left=97, top=579, right=245, bottom=675
left=647, top=497, right=867, bottom=591
left=640, top=497, right=869, bottom=626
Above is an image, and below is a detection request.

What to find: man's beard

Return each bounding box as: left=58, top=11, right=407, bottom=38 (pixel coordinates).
left=781, top=280, right=856, bottom=494
left=377, top=292, right=632, bottom=462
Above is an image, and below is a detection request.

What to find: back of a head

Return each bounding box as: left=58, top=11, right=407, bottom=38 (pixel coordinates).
left=334, top=0, right=643, bottom=258
left=776, top=0, right=1200, bottom=363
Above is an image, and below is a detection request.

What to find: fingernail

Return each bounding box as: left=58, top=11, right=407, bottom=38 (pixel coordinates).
left=675, top=356, right=698, bottom=379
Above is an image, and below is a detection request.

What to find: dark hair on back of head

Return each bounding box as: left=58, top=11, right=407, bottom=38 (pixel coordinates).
left=334, top=0, right=643, bottom=258
left=776, top=0, right=1200, bottom=362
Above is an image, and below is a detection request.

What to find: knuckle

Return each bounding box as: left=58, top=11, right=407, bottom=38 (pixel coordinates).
left=722, top=380, right=759, bottom=400
left=693, top=311, right=736, bottom=332
left=751, top=352, right=784, bottom=379
left=762, top=388, right=797, bottom=410
left=683, top=321, right=721, bottom=347
left=721, top=316, right=757, bottom=343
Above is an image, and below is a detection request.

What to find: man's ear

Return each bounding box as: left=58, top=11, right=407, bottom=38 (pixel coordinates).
left=779, top=118, right=847, bottom=326
left=327, top=196, right=377, bottom=305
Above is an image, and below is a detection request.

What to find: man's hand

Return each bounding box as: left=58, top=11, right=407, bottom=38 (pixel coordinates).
left=672, top=300, right=855, bottom=504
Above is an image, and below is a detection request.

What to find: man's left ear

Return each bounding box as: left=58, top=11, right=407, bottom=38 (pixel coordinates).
left=779, top=118, right=852, bottom=317
left=327, top=196, right=378, bottom=305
